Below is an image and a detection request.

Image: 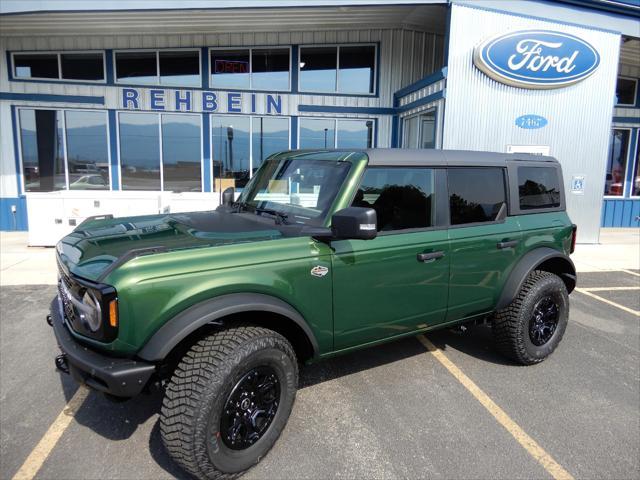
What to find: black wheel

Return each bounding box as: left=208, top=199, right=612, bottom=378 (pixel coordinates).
left=492, top=270, right=569, bottom=365
left=160, top=325, right=298, bottom=480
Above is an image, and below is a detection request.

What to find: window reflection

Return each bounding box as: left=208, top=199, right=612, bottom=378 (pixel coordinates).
left=299, top=118, right=335, bottom=149
left=159, top=51, right=200, bottom=87
left=448, top=168, right=506, bottom=225
left=20, top=109, right=66, bottom=191
left=66, top=111, right=109, bottom=190
left=14, top=54, right=59, bottom=79
left=115, top=51, right=157, bottom=85
left=61, top=53, right=104, bottom=81
left=633, top=143, right=640, bottom=197
left=252, top=48, right=290, bottom=91
left=162, top=114, right=202, bottom=192
left=211, top=116, right=250, bottom=190
left=336, top=119, right=373, bottom=148
left=119, top=113, right=161, bottom=190
left=211, top=50, right=250, bottom=89
left=605, top=129, right=630, bottom=196
left=338, top=45, right=375, bottom=94
left=300, top=47, right=337, bottom=92
left=251, top=117, right=289, bottom=171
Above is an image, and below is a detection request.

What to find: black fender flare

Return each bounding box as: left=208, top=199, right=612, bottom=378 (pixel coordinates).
left=496, top=247, right=576, bottom=311
left=137, top=293, right=319, bottom=362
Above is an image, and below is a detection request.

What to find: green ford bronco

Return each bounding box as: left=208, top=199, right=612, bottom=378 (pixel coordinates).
left=49, top=149, right=577, bottom=479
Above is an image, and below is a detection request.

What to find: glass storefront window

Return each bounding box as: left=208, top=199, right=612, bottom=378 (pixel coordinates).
left=19, top=109, right=66, bottom=192
left=60, top=53, right=104, bottom=81
left=338, top=45, right=375, bottom=95
left=161, top=114, right=202, bottom=192
left=252, top=48, right=290, bottom=91
left=299, top=118, right=336, bottom=149
left=337, top=119, right=373, bottom=148
left=211, top=49, right=250, bottom=89
left=211, top=115, right=251, bottom=189
left=14, top=52, right=106, bottom=81
left=633, top=142, right=640, bottom=197
left=615, top=77, right=637, bottom=106
left=300, top=47, right=337, bottom=93
left=252, top=117, right=289, bottom=171
left=14, top=54, right=59, bottom=79
left=119, top=112, right=161, bottom=190
left=66, top=111, right=109, bottom=190
left=605, top=129, right=630, bottom=196
left=159, top=51, right=200, bottom=87
left=402, top=110, right=436, bottom=149
left=115, top=51, right=158, bottom=85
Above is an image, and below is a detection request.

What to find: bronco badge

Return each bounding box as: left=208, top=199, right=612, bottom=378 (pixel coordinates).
left=310, top=265, right=329, bottom=277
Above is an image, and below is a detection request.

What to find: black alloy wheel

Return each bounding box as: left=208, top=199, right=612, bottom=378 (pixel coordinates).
left=529, top=296, right=560, bottom=346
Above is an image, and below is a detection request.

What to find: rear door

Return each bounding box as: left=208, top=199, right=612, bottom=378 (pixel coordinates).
left=445, top=167, right=523, bottom=322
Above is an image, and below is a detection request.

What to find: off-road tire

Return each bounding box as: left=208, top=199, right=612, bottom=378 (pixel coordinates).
left=492, top=270, right=569, bottom=365
left=160, top=325, right=298, bottom=480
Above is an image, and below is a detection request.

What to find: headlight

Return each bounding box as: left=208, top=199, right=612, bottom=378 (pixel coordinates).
left=80, top=289, right=102, bottom=332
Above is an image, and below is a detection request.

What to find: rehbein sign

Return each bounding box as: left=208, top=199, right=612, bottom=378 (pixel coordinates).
left=473, top=30, right=600, bottom=89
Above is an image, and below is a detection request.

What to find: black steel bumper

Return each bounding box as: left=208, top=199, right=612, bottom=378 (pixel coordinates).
left=49, top=297, right=155, bottom=398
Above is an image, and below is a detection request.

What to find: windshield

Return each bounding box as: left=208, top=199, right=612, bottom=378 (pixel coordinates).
left=236, top=151, right=357, bottom=226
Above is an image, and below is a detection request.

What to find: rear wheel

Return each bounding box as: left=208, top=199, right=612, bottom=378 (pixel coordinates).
left=492, top=270, right=569, bottom=365
left=160, top=325, right=298, bottom=480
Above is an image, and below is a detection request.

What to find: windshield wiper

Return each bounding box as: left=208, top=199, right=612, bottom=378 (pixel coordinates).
left=254, top=207, right=289, bottom=225
left=233, top=201, right=249, bottom=213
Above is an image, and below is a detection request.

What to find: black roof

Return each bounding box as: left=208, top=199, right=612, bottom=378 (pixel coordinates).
left=362, top=149, right=559, bottom=167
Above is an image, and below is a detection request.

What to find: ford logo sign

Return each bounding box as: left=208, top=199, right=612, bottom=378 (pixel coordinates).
left=474, top=30, right=600, bottom=89
left=516, top=114, right=548, bottom=129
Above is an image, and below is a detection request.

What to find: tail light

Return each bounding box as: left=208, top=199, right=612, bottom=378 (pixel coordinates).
left=570, top=224, right=577, bottom=254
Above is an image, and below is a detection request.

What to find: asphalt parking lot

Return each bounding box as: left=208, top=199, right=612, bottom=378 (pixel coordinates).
left=1, top=270, right=639, bottom=480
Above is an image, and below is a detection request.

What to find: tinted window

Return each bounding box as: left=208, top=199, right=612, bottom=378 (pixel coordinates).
left=448, top=168, right=506, bottom=225
left=354, top=168, right=435, bottom=231
left=66, top=111, right=109, bottom=190
left=61, top=53, right=104, bottom=81
left=300, top=47, right=337, bottom=92
left=252, top=116, right=289, bottom=170
left=211, top=115, right=250, bottom=189
left=119, top=113, right=161, bottom=190
left=336, top=119, right=373, bottom=148
left=299, top=118, right=335, bottom=149
left=615, top=77, right=637, bottom=106
left=20, top=109, right=66, bottom=191
left=115, top=51, right=157, bottom=84
left=605, top=129, right=630, bottom=196
left=338, top=45, right=375, bottom=94
left=633, top=142, right=640, bottom=197
left=252, top=48, right=290, bottom=91
left=159, top=50, right=200, bottom=87
left=518, top=167, right=560, bottom=210
left=14, top=54, right=59, bottom=79
left=211, top=49, right=250, bottom=89
left=162, top=114, right=202, bottom=192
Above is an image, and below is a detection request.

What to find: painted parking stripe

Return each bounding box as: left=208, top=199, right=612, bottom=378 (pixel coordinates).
left=575, top=288, right=640, bottom=316
left=582, top=286, right=639, bottom=292
left=12, top=387, right=89, bottom=480
left=417, top=335, right=574, bottom=480
left=621, top=269, right=640, bottom=277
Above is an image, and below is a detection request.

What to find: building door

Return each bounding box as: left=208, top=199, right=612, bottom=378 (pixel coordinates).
left=402, top=109, right=437, bottom=149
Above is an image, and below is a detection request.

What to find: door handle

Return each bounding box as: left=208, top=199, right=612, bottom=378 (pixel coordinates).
left=497, top=240, right=519, bottom=250
left=417, top=251, right=445, bottom=262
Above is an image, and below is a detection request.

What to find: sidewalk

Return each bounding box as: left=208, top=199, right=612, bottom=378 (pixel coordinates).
left=0, top=229, right=638, bottom=286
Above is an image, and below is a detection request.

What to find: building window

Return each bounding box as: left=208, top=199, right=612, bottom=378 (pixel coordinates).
left=299, top=44, right=376, bottom=94
left=119, top=112, right=202, bottom=191
left=402, top=109, right=437, bottom=149
left=66, top=111, right=109, bottom=190
left=18, top=108, right=110, bottom=192
left=115, top=50, right=200, bottom=87
left=615, top=77, right=638, bottom=106
left=299, top=118, right=374, bottom=149
left=517, top=167, right=560, bottom=210
left=448, top=168, right=506, bottom=225
left=210, top=48, right=290, bottom=91
left=632, top=140, right=640, bottom=197
left=605, top=129, right=631, bottom=196
left=251, top=117, right=290, bottom=170
left=13, top=52, right=105, bottom=82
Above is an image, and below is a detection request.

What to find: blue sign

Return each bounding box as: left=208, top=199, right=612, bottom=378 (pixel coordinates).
left=515, top=114, right=548, bottom=129
left=474, top=30, right=600, bottom=89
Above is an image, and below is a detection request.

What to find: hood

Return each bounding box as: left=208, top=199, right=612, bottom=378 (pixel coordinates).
left=56, top=210, right=283, bottom=281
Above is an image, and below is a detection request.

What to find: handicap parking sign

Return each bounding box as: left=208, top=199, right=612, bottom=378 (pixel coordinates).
left=571, top=175, right=585, bottom=194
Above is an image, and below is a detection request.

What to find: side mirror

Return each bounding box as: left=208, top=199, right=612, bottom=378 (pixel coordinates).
left=222, top=187, right=235, bottom=206
left=331, top=207, right=377, bottom=240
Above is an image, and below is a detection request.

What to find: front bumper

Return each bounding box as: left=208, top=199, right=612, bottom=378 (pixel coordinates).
left=50, top=297, right=155, bottom=398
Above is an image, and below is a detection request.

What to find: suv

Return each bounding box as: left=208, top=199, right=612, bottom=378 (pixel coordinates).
left=49, top=149, right=577, bottom=479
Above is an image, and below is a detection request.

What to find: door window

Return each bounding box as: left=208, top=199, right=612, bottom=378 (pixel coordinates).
left=448, top=168, right=506, bottom=225
left=353, top=167, right=435, bottom=231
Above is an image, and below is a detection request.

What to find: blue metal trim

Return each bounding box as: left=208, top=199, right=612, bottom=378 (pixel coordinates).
left=291, top=45, right=299, bottom=95
left=202, top=113, right=211, bottom=192
left=601, top=199, right=640, bottom=227
left=105, top=50, right=114, bottom=84
left=624, top=128, right=638, bottom=197
left=297, top=105, right=395, bottom=115
left=391, top=115, right=399, bottom=148
left=612, top=115, right=640, bottom=123
left=451, top=1, right=623, bottom=35
left=6, top=51, right=13, bottom=80
left=442, top=4, right=451, bottom=67
left=201, top=47, right=209, bottom=90
left=0, top=197, right=28, bottom=232
left=0, top=92, right=105, bottom=104
left=10, top=105, right=22, bottom=196
left=549, top=0, right=640, bottom=18
left=372, top=117, right=378, bottom=148
left=107, top=110, right=120, bottom=190
left=397, top=90, right=445, bottom=113
left=393, top=68, right=446, bottom=101
left=290, top=116, right=299, bottom=149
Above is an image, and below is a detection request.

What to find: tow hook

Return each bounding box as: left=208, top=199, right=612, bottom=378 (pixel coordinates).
left=55, top=354, right=69, bottom=374
left=46, top=314, right=53, bottom=327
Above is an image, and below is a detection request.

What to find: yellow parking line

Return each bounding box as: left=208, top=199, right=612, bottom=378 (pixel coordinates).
left=417, top=335, right=574, bottom=480
left=12, top=387, right=89, bottom=480
left=575, top=288, right=640, bottom=316
left=582, top=286, right=639, bottom=292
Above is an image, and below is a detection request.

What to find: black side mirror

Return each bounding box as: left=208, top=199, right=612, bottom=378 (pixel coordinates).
left=222, top=187, right=235, bottom=206
left=331, top=207, right=377, bottom=240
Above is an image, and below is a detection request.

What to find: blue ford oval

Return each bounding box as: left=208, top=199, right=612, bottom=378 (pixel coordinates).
left=474, top=30, right=600, bottom=89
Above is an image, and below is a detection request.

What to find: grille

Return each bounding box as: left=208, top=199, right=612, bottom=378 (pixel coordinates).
left=57, top=264, right=79, bottom=324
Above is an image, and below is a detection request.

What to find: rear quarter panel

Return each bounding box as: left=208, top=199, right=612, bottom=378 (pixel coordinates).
left=517, top=211, right=574, bottom=256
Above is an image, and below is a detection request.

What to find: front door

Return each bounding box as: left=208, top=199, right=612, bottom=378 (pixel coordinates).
left=332, top=166, right=449, bottom=350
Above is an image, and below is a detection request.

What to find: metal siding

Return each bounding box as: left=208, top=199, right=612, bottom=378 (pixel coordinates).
left=602, top=200, right=640, bottom=227
left=443, top=4, right=621, bottom=243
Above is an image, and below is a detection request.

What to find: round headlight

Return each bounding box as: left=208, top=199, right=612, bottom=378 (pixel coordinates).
left=81, top=290, right=102, bottom=332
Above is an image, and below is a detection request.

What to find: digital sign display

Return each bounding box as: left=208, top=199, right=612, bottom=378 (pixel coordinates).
left=214, top=60, right=249, bottom=74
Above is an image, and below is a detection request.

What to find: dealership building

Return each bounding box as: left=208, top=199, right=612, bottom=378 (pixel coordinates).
left=0, top=0, right=638, bottom=245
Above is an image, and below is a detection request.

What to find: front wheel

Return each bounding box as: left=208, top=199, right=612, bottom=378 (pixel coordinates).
left=160, top=325, right=298, bottom=480
left=492, top=270, right=569, bottom=365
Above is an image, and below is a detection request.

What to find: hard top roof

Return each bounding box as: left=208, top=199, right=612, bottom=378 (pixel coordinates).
left=363, top=148, right=559, bottom=167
